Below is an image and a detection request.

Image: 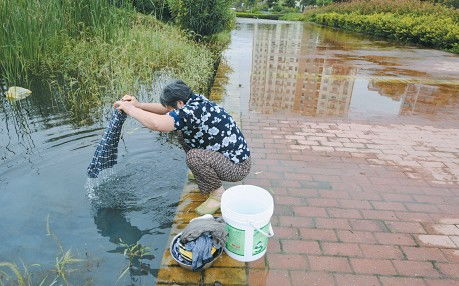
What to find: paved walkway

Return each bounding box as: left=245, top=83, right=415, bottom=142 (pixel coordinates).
left=240, top=113, right=459, bottom=286
left=157, top=112, right=459, bottom=285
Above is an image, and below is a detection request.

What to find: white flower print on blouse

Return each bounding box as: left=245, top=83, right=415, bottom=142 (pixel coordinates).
left=168, top=94, right=250, bottom=163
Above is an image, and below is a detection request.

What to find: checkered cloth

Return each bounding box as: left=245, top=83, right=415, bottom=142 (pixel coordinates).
left=87, top=109, right=127, bottom=178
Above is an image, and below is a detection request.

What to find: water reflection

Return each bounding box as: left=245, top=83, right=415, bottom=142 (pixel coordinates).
left=247, top=20, right=459, bottom=118
left=94, top=208, right=157, bottom=282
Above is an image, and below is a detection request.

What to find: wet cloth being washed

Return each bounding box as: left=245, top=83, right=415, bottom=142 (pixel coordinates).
left=87, top=109, right=127, bottom=178
left=180, top=215, right=227, bottom=271
left=180, top=215, right=227, bottom=247
left=184, top=232, right=215, bottom=271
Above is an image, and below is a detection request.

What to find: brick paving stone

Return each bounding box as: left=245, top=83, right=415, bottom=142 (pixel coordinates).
left=437, top=263, right=459, bottom=278
left=299, top=228, right=338, bottom=241
left=290, top=271, right=335, bottom=286
left=204, top=267, right=247, bottom=285
left=274, top=226, right=299, bottom=239
left=418, top=235, right=457, bottom=248
left=322, top=242, right=363, bottom=257
left=401, top=246, right=449, bottom=262
left=158, top=113, right=459, bottom=285
left=282, top=240, right=321, bottom=254
left=247, top=257, right=267, bottom=269
left=293, top=206, right=328, bottom=217
left=424, top=279, right=459, bottom=286
left=248, top=269, right=291, bottom=286
left=350, top=258, right=397, bottom=275
left=359, top=244, right=404, bottom=259
left=267, top=253, right=309, bottom=270
left=316, top=218, right=352, bottom=230
left=375, top=232, right=417, bottom=246
left=327, top=208, right=363, bottom=219
left=379, top=277, right=427, bottom=286
left=339, top=199, right=374, bottom=209
left=362, top=210, right=398, bottom=221
left=386, top=221, right=427, bottom=234
left=308, top=256, right=352, bottom=273
left=349, top=219, right=386, bottom=232
left=450, top=236, right=459, bottom=248
left=392, top=260, right=441, bottom=277
left=279, top=216, right=314, bottom=227
left=337, top=230, right=377, bottom=243
left=308, top=198, right=340, bottom=207
left=157, top=266, right=201, bottom=284
left=268, top=239, right=282, bottom=253
left=333, top=274, right=380, bottom=286
left=372, top=201, right=407, bottom=211
left=433, top=224, right=459, bottom=235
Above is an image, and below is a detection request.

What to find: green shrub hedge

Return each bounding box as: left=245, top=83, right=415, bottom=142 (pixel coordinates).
left=311, top=12, right=459, bottom=53
left=305, top=0, right=459, bottom=53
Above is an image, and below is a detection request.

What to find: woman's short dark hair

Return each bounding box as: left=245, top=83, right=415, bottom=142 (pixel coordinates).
left=160, top=80, right=193, bottom=108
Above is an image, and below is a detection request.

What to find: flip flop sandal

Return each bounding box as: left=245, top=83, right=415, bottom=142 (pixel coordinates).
left=195, top=195, right=221, bottom=215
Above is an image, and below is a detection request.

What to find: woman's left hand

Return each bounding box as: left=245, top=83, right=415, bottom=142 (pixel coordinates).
left=113, top=100, right=135, bottom=114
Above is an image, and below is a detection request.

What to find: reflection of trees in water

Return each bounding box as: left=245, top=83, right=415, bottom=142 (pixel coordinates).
left=93, top=207, right=160, bottom=282
left=249, top=20, right=459, bottom=118
left=369, top=80, right=459, bottom=115
left=88, top=173, right=177, bottom=283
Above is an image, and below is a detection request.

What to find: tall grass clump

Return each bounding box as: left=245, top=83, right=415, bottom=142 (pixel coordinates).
left=0, top=0, right=215, bottom=123
left=0, top=0, right=130, bottom=82
left=304, top=0, right=459, bottom=53
left=169, top=0, right=236, bottom=37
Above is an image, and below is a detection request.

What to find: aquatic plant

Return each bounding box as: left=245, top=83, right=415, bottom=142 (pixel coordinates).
left=116, top=239, right=152, bottom=281
left=0, top=216, right=87, bottom=286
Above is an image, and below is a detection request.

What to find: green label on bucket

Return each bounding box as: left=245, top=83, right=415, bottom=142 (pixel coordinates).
left=253, top=223, right=270, bottom=255
left=225, top=223, right=245, bottom=256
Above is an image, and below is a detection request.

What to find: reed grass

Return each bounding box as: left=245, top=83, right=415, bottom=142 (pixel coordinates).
left=0, top=0, right=216, bottom=124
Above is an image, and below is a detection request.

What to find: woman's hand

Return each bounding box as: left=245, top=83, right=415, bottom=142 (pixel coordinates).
left=113, top=100, right=135, bottom=114
left=121, top=94, right=140, bottom=108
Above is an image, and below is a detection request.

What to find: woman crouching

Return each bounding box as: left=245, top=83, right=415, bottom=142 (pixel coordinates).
left=114, top=80, right=251, bottom=215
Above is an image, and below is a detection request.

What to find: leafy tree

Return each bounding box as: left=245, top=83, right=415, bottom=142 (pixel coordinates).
left=285, top=0, right=296, bottom=7
left=267, top=0, right=279, bottom=8
left=301, top=0, right=316, bottom=6
left=132, top=0, right=172, bottom=21
left=170, top=0, right=235, bottom=37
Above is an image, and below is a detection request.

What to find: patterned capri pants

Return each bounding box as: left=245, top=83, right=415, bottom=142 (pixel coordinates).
left=178, top=132, right=251, bottom=194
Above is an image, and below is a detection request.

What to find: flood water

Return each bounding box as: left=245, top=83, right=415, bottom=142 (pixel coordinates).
left=220, top=18, right=459, bottom=120
left=0, top=81, right=186, bottom=285
left=1, top=18, right=459, bottom=286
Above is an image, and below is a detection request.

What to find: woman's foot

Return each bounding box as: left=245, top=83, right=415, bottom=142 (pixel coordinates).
left=195, top=186, right=225, bottom=215
left=187, top=169, right=196, bottom=182
left=195, top=195, right=221, bottom=215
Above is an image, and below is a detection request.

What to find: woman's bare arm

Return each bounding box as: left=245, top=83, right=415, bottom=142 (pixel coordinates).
left=114, top=100, right=175, bottom=132
left=122, top=95, right=169, bottom=115
left=136, top=102, right=169, bottom=115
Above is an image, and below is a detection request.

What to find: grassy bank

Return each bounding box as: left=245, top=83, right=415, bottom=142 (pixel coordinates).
left=0, top=0, right=216, bottom=122
left=236, top=11, right=308, bottom=21
left=304, top=0, right=459, bottom=53
left=236, top=12, right=284, bottom=20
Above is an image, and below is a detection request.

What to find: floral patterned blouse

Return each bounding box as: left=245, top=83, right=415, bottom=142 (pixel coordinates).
left=168, top=94, right=250, bottom=163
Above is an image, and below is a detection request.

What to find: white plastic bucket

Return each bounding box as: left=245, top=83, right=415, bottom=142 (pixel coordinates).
left=221, top=185, right=274, bottom=262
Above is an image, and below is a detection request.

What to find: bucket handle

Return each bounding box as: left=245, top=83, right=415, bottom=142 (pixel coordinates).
left=250, top=222, right=274, bottom=238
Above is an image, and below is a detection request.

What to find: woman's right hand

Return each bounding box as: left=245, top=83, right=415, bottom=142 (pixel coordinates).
left=122, top=94, right=140, bottom=108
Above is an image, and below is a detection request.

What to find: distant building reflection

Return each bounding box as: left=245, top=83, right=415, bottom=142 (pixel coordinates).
left=249, top=22, right=356, bottom=116
left=368, top=81, right=457, bottom=115
left=248, top=21, right=458, bottom=118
